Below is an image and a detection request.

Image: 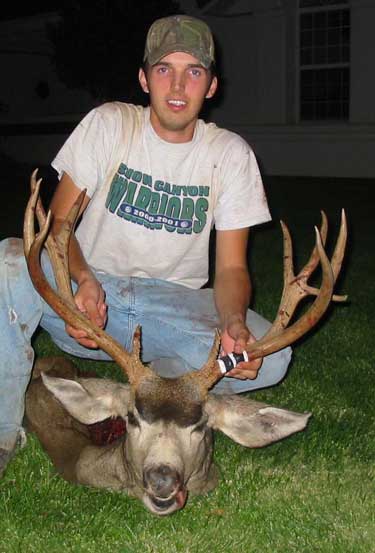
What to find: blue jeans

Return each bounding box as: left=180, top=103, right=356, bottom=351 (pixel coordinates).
left=0, top=238, right=292, bottom=450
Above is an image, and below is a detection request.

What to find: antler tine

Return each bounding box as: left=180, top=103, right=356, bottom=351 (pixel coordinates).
left=183, top=331, right=221, bottom=396
left=23, top=171, right=41, bottom=257
left=277, top=212, right=329, bottom=329
left=255, top=215, right=326, bottom=338
left=24, top=174, right=153, bottom=387
left=26, top=169, right=76, bottom=302
left=299, top=211, right=328, bottom=277
left=30, top=168, right=47, bottom=229
left=276, top=211, right=328, bottom=317
left=265, top=210, right=347, bottom=334
left=244, top=211, right=348, bottom=357
left=331, top=209, right=347, bottom=280
left=270, top=219, right=301, bottom=334
left=190, top=213, right=347, bottom=392
left=244, top=226, right=334, bottom=359
left=301, top=209, right=347, bottom=302
left=46, top=187, right=85, bottom=303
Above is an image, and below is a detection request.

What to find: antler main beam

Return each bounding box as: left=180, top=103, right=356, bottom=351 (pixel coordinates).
left=24, top=171, right=153, bottom=388
left=193, top=211, right=347, bottom=391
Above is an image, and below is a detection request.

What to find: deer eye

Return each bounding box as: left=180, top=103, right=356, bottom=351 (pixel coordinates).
left=127, top=412, right=141, bottom=428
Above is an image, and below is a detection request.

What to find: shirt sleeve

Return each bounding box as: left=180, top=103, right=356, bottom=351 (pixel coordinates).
left=51, top=103, right=122, bottom=197
left=214, top=135, right=271, bottom=230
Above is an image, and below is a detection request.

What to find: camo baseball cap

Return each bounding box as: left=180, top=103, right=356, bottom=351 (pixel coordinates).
left=144, top=15, right=215, bottom=69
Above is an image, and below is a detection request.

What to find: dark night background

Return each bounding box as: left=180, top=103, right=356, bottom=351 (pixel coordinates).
left=0, top=3, right=63, bottom=20
left=0, top=0, right=373, bottom=237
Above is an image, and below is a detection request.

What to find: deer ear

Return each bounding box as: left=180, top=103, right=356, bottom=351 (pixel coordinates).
left=42, top=374, right=131, bottom=424
left=204, top=395, right=311, bottom=448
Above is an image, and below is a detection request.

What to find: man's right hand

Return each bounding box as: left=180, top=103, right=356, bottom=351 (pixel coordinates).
left=65, top=274, right=108, bottom=348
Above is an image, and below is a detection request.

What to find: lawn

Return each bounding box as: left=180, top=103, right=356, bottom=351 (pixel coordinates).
left=0, top=163, right=374, bottom=553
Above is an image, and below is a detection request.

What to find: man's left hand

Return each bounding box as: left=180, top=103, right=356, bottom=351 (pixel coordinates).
left=220, top=324, right=262, bottom=380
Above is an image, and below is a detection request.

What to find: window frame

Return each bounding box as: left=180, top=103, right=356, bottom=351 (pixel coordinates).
left=297, top=0, right=351, bottom=122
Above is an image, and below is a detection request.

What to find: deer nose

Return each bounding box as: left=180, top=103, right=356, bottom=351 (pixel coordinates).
left=144, top=465, right=181, bottom=498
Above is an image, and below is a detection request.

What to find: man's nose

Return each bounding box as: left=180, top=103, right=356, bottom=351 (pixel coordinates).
left=171, top=73, right=185, bottom=92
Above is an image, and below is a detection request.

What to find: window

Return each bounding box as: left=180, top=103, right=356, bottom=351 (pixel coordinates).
left=299, top=1, right=350, bottom=121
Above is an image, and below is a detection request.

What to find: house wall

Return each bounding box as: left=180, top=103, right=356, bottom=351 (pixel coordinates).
left=0, top=13, right=94, bottom=165
left=1, top=2, right=374, bottom=178
left=204, top=0, right=375, bottom=177
left=350, top=0, right=375, bottom=124
left=201, top=6, right=287, bottom=127
left=0, top=14, right=95, bottom=120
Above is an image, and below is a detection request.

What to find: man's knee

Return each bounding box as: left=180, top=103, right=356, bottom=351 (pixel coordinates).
left=0, top=237, right=44, bottom=340
left=0, top=238, right=26, bottom=272
left=0, top=238, right=34, bottom=296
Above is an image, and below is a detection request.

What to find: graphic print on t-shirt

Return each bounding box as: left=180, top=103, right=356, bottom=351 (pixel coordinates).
left=105, top=162, right=210, bottom=234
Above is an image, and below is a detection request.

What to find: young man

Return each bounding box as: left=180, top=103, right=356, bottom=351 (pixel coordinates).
left=0, top=15, right=291, bottom=476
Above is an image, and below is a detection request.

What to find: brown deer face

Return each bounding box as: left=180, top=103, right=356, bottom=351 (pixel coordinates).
left=124, top=375, right=211, bottom=515
left=41, top=367, right=311, bottom=516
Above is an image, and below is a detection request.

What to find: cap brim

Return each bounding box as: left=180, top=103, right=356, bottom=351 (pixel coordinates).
left=146, top=44, right=211, bottom=69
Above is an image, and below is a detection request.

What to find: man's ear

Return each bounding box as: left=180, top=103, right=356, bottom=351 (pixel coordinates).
left=206, top=76, right=218, bottom=99
left=139, top=68, right=149, bottom=93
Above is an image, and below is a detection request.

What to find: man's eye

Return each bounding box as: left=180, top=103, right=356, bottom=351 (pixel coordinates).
left=190, top=67, right=206, bottom=77
left=157, top=66, right=168, bottom=74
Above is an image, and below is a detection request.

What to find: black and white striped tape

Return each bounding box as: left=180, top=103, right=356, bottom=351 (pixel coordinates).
left=217, top=351, right=249, bottom=374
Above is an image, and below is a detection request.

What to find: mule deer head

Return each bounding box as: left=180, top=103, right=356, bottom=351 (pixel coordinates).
left=24, top=171, right=347, bottom=515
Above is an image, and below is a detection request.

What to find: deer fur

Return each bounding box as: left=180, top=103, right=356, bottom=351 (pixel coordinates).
left=25, top=356, right=310, bottom=516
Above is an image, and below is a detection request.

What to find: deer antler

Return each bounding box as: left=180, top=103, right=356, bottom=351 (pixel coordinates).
left=24, top=172, right=347, bottom=397
left=192, top=210, right=347, bottom=392
left=24, top=171, right=153, bottom=388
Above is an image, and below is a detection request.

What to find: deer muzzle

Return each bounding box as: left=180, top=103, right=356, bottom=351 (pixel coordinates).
left=143, top=464, right=187, bottom=515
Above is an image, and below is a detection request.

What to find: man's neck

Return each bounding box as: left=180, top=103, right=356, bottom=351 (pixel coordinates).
left=149, top=110, right=198, bottom=144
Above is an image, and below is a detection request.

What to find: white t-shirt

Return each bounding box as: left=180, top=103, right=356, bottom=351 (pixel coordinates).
left=52, top=102, right=271, bottom=289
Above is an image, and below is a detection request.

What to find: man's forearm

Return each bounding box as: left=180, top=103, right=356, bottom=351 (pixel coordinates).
left=51, top=218, right=94, bottom=285
left=214, top=267, right=251, bottom=329
left=68, top=236, right=96, bottom=285
left=214, top=266, right=262, bottom=375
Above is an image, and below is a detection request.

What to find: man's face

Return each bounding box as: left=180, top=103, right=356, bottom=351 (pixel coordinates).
left=139, top=52, right=217, bottom=143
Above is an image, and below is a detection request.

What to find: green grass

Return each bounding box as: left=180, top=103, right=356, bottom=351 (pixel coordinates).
left=0, top=171, right=374, bottom=552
